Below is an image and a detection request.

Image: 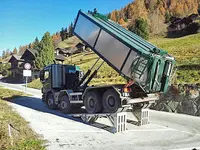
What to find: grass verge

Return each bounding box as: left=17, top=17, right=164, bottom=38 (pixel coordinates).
left=0, top=87, right=45, bottom=150
left=27, top=79, right=42, bottom=90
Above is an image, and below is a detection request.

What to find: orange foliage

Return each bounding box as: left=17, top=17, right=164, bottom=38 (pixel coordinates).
left=118, top=18, right=125, bottom=25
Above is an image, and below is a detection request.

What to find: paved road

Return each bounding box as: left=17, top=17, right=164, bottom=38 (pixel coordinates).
left=1, top=82, right=200, bottom=150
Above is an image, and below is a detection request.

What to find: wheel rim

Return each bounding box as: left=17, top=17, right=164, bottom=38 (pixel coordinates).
left=61, top=101, right=67, bottom=109
left=89, top=98, right=95, bottom=108
left=108, top=96, right=115, bottom=107
left=48, top=95, right=54, bottom=106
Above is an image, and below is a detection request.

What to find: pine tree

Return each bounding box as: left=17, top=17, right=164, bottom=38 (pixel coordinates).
left=35, top=32, right=55, bottom=69
left=128, top=17, right=149, bottom=40
left=33, top=37, right=40, bottom=50
left=13, top=47, right=18, bottom=54
left=60, top=27, right=65, bottom=41
left=68, top=22, right=73, bottom=37
left=107, top=13, right=111, bottom=19
left=2, top=50, right=6, bottom=59
left=64, top=28, right=69, bottom=39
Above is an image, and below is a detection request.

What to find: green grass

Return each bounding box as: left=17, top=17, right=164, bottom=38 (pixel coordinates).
left=28, top=33, right=200, bottom=89
left=56, top=36, right=81, bottom=49
left=150, top=33, right=200, bottom=66
left=150, top=33, right=200, bottom=84
left=0, top=87, right=45, bottom=150
left=27, top=79, right=42, bottom=90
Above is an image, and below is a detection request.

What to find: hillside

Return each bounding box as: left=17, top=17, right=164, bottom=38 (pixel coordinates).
left=109, top=0, right=200, bottom=34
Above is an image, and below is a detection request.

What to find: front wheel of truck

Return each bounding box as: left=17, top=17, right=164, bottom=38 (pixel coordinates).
left=60, top=95, right=71, bottom=114
left=46, top=92, right=57, bottom=110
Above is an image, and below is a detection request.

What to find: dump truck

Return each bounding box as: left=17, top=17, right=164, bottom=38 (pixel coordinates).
left=39, top=10, right=175, bottom=117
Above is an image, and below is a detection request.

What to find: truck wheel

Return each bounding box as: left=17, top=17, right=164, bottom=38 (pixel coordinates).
left=60, top=95, right=71, bottom=113
left=102, top=89, right=120, bottom=113
left=47, top=93, right=57, bottom=110
left=84, top=91, right=102, bottom=113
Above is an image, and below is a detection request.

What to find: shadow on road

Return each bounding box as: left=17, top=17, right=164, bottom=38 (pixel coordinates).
left=4, top=96, right=115, bottom=133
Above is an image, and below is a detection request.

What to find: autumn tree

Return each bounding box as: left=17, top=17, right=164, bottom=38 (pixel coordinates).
left=5, top=49, right=10, bottom=58
left=118, top=18, right=125, bottom=25
left=13, top=47, right=18, bottom=55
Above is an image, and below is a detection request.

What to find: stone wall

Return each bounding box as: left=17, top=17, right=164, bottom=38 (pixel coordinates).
left=150, top=84, right=200, bottom=116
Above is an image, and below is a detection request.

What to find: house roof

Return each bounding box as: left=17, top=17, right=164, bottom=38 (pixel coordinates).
left=75, top=42, right=85, bottom=47
left=55, top=54, right=65, bottom=61
left=8, top=55, right=24, bottom=63
left=21, top=48, right=38, bottom=60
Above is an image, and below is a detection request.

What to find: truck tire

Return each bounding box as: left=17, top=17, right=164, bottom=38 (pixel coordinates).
left=102, top=89, right=120, bottom=113
left=60, top=95, right=71, bottom=114
left=84, top=91, right=102, bottom=113
left=46, top=92, right=57, bottom=110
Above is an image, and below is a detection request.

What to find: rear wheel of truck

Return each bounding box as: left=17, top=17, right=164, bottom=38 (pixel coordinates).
left=47, top=93, right=57, bottom=110
left=84, top=91, right=102, bottom=113
left=102, top=89, right=120, bottom=113
left=60, top=95, right=71, bottom=113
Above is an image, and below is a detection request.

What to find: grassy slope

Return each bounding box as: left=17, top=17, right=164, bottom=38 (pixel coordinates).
left=150, top=34, right=200, bottom=84
left=28, top=33, right=200, bottom=89
left=0, top=87, right=45, bottom=150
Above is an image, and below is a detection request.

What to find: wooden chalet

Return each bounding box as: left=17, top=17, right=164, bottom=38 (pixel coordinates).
left=8, top=55, right=24, bottom=79
left=55, top=47, right=72, bottom=57
left=8, top=48, right=66, bottom=81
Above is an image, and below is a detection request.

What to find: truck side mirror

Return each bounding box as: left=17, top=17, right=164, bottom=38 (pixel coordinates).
left=39, top=70, right=44, bottom=82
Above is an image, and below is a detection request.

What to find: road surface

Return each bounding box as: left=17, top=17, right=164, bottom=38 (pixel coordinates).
left=1, top=82, right=200, bottom=150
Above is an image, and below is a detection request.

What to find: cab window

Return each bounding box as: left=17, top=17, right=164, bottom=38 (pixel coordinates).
left=44, top=70, right=50, bottom=80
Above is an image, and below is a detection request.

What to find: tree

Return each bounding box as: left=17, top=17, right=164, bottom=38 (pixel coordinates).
left=60, top=27, right=65, bottom=41
left=35, top=32, right=55, bottom=69
left=5, top=49, right=10, bottom=58
left=33, top=37, right=40, bottom=50
left=28, top=43, right=32, bottom=49
left=2, top=50, right=6, bottom=59
left=68, top=22, right=73, bottom=37
left=118, top=18, right=125, bottom=25
left=128, top=17, right=149, bottom=40
left=13, top=47, right=18, bottom=54
left=107, top=13, right=111, bottom=19
left=165, top=11, right=171, bottom=23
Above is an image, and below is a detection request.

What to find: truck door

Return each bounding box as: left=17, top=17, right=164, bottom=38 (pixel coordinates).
left=151, top=58, right=165, bottom=92
left=160, top=61, right=173, bottom=93
left=42, top=67, right=52, bottom=91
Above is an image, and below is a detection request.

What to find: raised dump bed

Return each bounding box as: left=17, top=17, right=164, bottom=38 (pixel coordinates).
left=73, top=10, right=175, bottom=94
